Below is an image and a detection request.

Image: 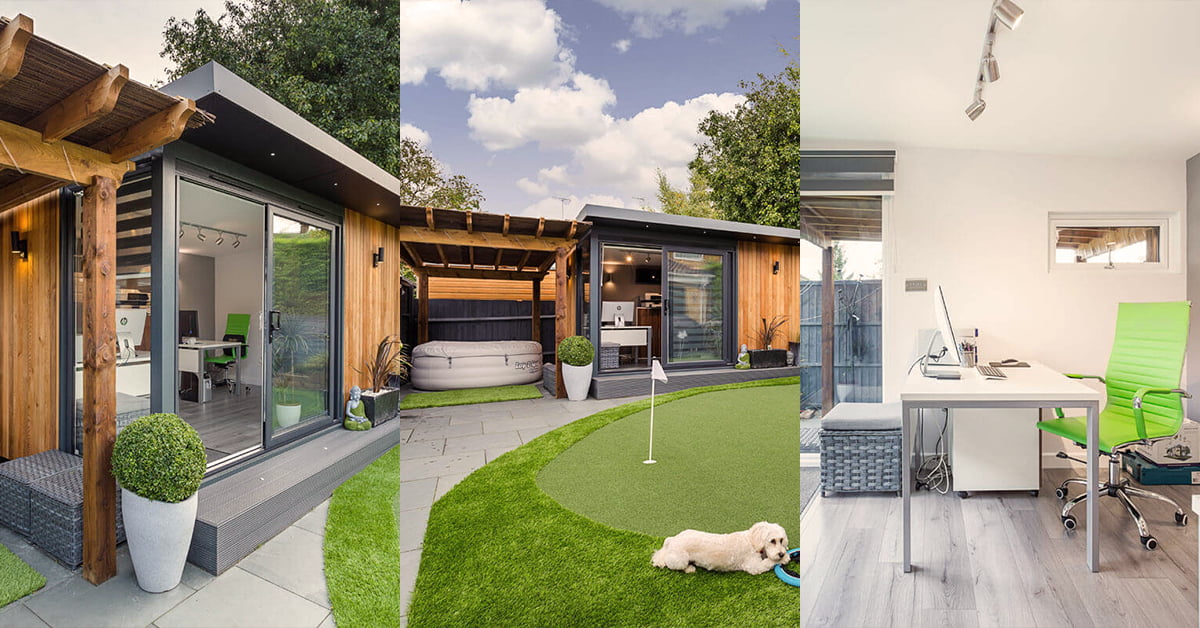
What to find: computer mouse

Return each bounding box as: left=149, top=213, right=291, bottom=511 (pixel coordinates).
left=1000, top=358, right=1020, bottom=365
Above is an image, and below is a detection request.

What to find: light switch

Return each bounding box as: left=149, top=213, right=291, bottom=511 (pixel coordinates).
left=905, top=278, right=928, bottom=292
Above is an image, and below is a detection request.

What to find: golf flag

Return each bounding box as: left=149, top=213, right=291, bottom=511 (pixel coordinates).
left=645, top=359, right=666, bottom=464
left=651, top=359, right=668, bottom=382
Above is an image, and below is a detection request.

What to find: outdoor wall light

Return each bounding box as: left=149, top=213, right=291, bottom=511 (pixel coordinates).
left=773, top=260, right=780, bottom=275
left=10, top=231, right=26, bottom=261
left=373, top=246, right=384, bottom=267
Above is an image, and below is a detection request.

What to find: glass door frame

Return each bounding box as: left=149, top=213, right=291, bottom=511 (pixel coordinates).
left=661, top=244, right=735, bottom=369
left=263, top=204, right=342, bottom=449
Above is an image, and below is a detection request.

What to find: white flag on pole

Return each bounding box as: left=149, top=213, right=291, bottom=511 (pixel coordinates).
left=651, top=359, right=668, bottom=382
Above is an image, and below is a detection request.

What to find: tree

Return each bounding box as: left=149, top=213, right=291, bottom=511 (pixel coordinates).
left=162, top=0, right=400, bottom=177
left=831, top=241, right=847, bottom=280
left=690, top=63, right=799, bottom=229
left=398, top=138, right=485, bottom=210
left=655, top=169, right=721, bottom=219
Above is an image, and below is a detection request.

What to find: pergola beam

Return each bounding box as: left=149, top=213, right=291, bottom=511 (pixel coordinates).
left=0, top=14, right=32, bottom=88
left=99, top=98, right=195, bottom=162
left=420, top=267, right=546, bottom=281
left=28, top=65, right=129, bottom=141
left=395, top=225, right=573, bottom=252
left=0, top=118, right=132, bottom=185
left=0, top=173, right=62, bottom=210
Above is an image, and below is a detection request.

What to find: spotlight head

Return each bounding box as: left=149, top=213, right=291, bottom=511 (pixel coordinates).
left=215, top=235, right=224, bottom=246
left=196, top=227, right=206, bottom=242
left=232, top=237, right=241, bottom=249
left=994, top=0, right=1024, bottom=30
left=965, top=99, right=987, bottom=121
left=982, top=56, right=999, bottom=82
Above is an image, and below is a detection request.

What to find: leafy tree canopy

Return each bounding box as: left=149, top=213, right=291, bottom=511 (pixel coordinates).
left=690, top=63, right=799, bottom=229
left=398, top=138, right=485, bottom=210
left=162, top=0, right=399, bottom=177
left=655, top=168, right=720, bottom=219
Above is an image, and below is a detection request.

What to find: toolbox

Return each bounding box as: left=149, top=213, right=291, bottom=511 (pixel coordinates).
left=1123, top=450, right=1200, bottom=485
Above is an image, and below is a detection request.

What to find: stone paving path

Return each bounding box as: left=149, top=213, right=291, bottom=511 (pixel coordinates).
left=0, top=498, right=336, bottom=628
left=398, top=391, right=634, bottom=627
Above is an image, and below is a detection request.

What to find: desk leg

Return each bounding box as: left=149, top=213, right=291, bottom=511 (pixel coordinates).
left=902, top=401, right=912, bottom=573
left=235, top=353, right=242, bottom=396
left=1086, top=401, right=1099, bottom=572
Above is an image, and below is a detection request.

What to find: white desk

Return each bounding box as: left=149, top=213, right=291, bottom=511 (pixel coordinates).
left=600, top=326, right=652, bottom=366
left=179, top=340, right=246, bottom=397
left=900, top=362, right=1104, bottom=572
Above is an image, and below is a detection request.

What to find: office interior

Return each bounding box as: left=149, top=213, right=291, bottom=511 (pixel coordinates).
left=176, top=180, right=265, bottom=467
left=598, top=244, right=662, bottom=371
left=800, top=2, right=1200, bottom=625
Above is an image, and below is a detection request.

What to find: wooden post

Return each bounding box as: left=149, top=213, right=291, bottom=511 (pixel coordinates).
left=821, top=245, right=835, bottom=413
left=82, top=175, right=117, bottom=585
left=531, top=279, right=541, bottom=342
left=416, top=270, right=429, bottom=345
left=554, top=247, right=569, bottom=399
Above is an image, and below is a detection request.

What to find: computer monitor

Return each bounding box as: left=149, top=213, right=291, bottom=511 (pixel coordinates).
left=601, top=301, right=635, bottom=324
left=179, top=310, right=199, bottom=339
left=921, top=286, right=962, bottom=379
left=116, top=308, right=148, bottom=347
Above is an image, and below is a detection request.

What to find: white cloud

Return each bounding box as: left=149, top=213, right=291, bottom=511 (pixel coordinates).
left=594, top=0, right=770, bottom=38
left=400, top=122, right=431, bottom=147
left=538, top=165, right=570, bottom=186
left=613, top=39, right=632, bottom=53
left=515, top=165, right=572, bottom=198
left=400, top=0, right=574, bottom=91
left=519, top=193, right=629, bottom=219
left=467, top=73, right=616, bottom=151
left=516, top=177, right=548, bottom=197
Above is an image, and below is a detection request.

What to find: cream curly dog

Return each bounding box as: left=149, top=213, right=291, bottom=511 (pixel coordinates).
left=651, top=521, right=790, bottom=575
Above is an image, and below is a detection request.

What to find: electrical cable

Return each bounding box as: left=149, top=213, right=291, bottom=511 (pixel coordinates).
left=915, top=408, right=952, bottom=494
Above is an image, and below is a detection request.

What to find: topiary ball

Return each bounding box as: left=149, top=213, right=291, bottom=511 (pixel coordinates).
left=111, top=413, right=206, bottom=503
left=557, top=335, right=594, bottom=367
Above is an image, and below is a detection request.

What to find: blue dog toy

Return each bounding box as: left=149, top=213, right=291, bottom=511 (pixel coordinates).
left=775, top=549, right=799, bottom=586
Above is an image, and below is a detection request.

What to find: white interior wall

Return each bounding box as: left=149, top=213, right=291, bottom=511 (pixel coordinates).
left=214, top=244, right=266, bottom=387
left=883, top=147, right=1188, bottom=454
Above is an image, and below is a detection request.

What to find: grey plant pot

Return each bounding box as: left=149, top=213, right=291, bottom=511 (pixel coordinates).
left=122, top=488, right=197, bottom=593
left=362, top=388, right=400, bottom=426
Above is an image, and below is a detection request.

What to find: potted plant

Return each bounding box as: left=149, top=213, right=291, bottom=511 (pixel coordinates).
left=272, top=313, right=309, bottom=428
left=788, top=332, right=801, bottom=367
left=356, top=335, right=409, bottom=426
left=558, top=335, right=594, bottom=401
left=749, top=316, right=789, bottom=368
left=111, top=413, right=206, bottom=593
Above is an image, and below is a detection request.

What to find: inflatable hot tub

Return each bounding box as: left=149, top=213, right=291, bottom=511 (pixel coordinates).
left=410, top=340, right=543, bottom=391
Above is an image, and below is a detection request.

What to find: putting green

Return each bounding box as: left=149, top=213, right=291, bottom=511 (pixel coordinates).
left=537, top=384, right=800, bottom=542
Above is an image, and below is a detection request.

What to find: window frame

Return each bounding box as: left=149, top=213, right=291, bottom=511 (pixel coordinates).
left=1047, top=213, right=1178, bottom=273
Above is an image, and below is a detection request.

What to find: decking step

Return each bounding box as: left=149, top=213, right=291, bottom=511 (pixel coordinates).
left=187, top=421, right=401, bottom=574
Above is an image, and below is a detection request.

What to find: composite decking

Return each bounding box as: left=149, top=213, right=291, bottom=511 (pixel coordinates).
left=801, top=466, right=1200, bottom=627
left=188, top=419, right=400, bottom=575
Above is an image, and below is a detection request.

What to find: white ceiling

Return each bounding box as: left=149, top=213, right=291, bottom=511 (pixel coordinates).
left=800, top=0, right=1200, bottom=159
left=178, top=181, right=264, bottom=258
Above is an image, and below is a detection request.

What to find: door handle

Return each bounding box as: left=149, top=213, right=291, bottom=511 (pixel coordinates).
left=268, top=310, right=281, bottom=342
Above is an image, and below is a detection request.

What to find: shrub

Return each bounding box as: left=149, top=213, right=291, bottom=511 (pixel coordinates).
left=558, top=335, right=594, bottom=367
left=111, top=413, right=206, bottom=503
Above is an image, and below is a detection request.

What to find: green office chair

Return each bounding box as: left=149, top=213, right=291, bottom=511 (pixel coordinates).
left=207, top=313, right=250, bottom=394
left=1037, top=301, right=1192, bottom=551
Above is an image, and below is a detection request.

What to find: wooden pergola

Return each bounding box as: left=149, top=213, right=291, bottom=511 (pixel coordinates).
left=393, top=205, right=589, bottom=398
left=0, top=15, right=211, bottom=584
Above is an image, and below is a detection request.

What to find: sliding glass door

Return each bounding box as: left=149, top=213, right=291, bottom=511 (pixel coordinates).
left=664, top=249, right=727, bottom=365
left=265, top=207, right=336, bottom=445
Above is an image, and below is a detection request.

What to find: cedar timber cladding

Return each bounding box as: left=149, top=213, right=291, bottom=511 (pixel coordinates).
left=0, top=191, right=59, bottom=459
left=428, top=271, right=557, bottom=300
left=343, top=209, right=402, bottom=396
left=736, top=241, right=800, bottom=350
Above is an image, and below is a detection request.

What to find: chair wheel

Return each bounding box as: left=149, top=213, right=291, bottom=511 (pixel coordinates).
left=1055, top=487, right=1068, bottom=500
left=1141, top=535, right=1158, bottom=551
left=957, top=491, right=970, bottom=499
left=1062, top=515, right=1077, bottom=530
left=1177, top=512, right=1189, bottom=527
left=1029, top=490, right=1039, bottom=497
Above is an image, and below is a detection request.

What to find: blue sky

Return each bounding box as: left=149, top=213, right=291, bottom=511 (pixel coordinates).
left=400, top=0, right=798, bottom=218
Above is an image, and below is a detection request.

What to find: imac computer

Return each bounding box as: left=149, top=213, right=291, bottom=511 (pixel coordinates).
left=600, top=301, right=635, bottom=326
left=921, top=286, right=963, bottom=379
left=116, top=308, right=148, bottom=361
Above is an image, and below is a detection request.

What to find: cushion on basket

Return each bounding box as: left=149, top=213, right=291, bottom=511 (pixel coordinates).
left=821, top=402, right=901, bottom=431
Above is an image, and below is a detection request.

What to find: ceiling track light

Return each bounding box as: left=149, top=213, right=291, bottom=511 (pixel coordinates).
left=966, top=1, right=1023, bottom=121
left=179, top=221, right=248, bottom=247
left=232, top=235, right=242, bottom=248
left=196, top=226, right=206, bottom=242
left=215, top=232, right=225, bottom=246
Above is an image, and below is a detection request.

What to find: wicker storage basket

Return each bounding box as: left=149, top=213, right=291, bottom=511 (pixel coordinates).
left=819, top=429, right=902, bottom=496
left=29, top=467, right=125, bottom=568
left=0, top=450, right=81, bottom=537
left=599, top=343, right=620, bottom=370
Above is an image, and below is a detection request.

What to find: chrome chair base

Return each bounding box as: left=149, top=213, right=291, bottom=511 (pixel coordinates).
left=1056, top=450, right=1188, bottom=550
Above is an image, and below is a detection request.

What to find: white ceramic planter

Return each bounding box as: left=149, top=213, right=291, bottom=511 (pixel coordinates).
left=275, top=403, right=302, bottom=427
left=122, top=488, right=198, bottom=593
left=561, top=362, right=593, bottom=401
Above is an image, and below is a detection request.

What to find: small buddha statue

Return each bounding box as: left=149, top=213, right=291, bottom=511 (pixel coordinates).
left=344, top=385, right=371, bottom=431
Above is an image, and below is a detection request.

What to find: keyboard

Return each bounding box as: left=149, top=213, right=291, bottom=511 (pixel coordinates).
left=977, top=365, right=1007, bottom=379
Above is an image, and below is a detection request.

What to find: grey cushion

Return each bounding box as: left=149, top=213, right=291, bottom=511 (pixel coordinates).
left=822, top=402, right=901, bottom=431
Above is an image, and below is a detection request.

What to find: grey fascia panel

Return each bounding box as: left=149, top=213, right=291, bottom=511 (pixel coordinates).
left=575, top=205, right=805, bottom=243
left=161, top=62, right=400, bottom=196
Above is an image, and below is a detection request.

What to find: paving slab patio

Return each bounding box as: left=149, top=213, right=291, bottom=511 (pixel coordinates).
left=397, top=389, right=635, bottom=620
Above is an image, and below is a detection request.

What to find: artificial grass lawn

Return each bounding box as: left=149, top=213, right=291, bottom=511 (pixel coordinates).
left=408, top=377, right=800, bottom=628
left=400, top=384, right=543, bottom=409
left=0, top=543, right=45, bottom=609
left=537, top=384, right=799, bottom=541
left=324, top=445, right=400, bottom=628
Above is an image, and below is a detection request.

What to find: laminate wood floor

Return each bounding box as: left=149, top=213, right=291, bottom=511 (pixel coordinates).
left=800, top=467, right=1200, bottom=627
left=178, top=385, right=263, bottom=464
